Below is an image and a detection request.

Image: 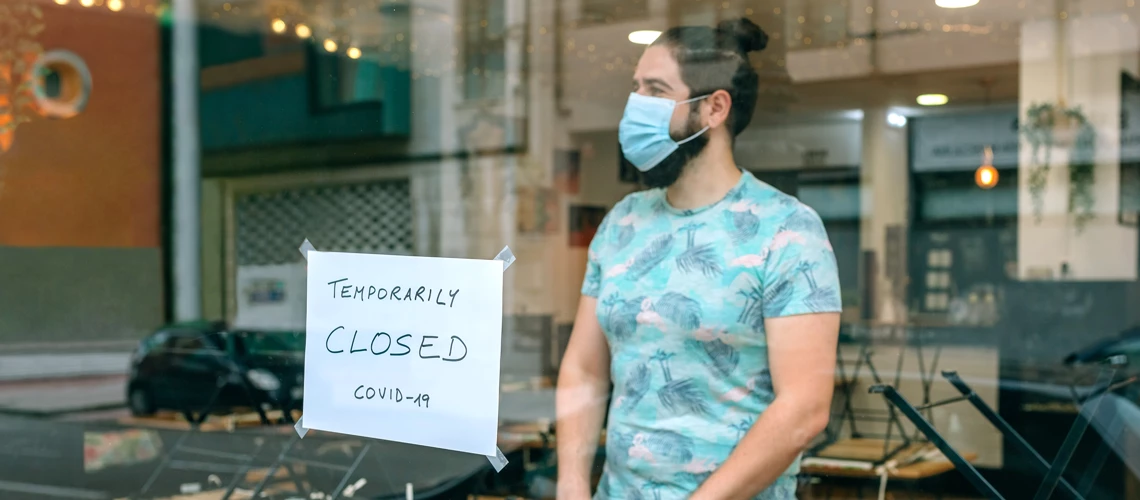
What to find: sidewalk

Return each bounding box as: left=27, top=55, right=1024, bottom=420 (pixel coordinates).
left=0, top=352, right=131, bottom=416
left=0, top=352, right=130, bottom=382
left=0, top=375, right=126, bottom=416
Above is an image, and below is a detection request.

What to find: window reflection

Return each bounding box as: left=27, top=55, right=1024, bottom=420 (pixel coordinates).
left=0, top=0, right=1139, bottom=499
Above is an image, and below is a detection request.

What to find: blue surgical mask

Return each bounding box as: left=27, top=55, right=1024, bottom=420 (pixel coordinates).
left=618, top=92, right=710, bottom=172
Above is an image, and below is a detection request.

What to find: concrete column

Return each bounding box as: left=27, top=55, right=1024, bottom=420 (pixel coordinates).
left=172, top=0, right=201, bottom=321
left=860, top=108, right=909, bottom=324
left=1018, top=14, right=1139, bottom=281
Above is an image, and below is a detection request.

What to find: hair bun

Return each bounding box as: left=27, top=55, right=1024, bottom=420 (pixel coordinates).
left=716, top=18, right=768, bottom=54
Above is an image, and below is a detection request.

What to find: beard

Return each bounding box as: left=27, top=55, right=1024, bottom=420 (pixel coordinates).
left=635, top=108, right=709, bottom=189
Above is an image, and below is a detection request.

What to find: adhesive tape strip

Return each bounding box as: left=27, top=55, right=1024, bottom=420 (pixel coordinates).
left=494, top=245, right=516, bottom=271
left=294, top=416, right=309, bottom=439
left=295, top=238, right=316, bottom=439
left=299, top=238, right=316, bottom=261
left=487, top=446, right=509, bottom=472
left=487, top=245, right=514, bottom=472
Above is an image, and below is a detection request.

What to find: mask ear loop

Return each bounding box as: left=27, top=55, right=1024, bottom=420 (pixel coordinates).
left=675, top=93, right=712, bottom=145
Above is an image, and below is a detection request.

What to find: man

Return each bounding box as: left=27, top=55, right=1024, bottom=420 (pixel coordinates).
left=556, top=18, right=841, bottom=500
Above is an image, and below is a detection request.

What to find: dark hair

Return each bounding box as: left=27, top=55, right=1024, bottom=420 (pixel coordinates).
left=652, top=18, right=768, bottom=137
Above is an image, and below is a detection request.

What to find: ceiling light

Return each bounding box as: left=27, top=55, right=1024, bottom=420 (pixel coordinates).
left=628, top=30, right=662, bottom=45
left=916, top=93, right=949, bottom=106
left=271, top=19, right=287, bottom=34
left=323, top=39, right=338, bottom=53
left=936, top=0, right=980, bottom=8
left=295, top=24, right=312, bottom=39
left=887, top=112, right=908, bottom=127
left=347, top=47, right=361, bottom=59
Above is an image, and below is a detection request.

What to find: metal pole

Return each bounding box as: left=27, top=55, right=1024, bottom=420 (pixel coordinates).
left=172, top=0, right=201, bottom=321
left=941, top=371, right=1084, bottom=500
left=870, top=384, right=1004, bottom=500
left=1032, top=366, right=1117, bottom=500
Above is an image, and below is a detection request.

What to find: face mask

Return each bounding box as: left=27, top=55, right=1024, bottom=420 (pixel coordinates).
left=618, top=92, right=710, bottom=172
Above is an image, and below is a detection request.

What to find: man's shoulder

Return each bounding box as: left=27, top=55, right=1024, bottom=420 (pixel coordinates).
left=611, top=188, right=661, bottom=216
left=735, top=175, right=824, bottom=227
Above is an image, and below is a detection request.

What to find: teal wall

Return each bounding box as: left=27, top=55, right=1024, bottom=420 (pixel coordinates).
left=198, top=27, right=411, bottom=152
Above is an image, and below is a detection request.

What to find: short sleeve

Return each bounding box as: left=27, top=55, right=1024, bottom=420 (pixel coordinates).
left=760, top=206, right=843, bottom=317
left=580, top=210, right=614, bottom=298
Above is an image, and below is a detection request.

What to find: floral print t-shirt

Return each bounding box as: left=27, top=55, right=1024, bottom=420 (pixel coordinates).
left=581, top=170, right=842, bottom=500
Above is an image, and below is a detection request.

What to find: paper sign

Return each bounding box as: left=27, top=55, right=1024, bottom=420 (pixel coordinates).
left=302, top=251, right=504, bottom=456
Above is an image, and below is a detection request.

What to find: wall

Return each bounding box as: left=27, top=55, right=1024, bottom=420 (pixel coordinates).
left=0, top=5, right=163, bottom=345
left=1018, top=16, right=1140, bottom=281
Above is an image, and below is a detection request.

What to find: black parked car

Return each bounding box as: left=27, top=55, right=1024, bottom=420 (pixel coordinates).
left=127, top=321, right=305, bottom=417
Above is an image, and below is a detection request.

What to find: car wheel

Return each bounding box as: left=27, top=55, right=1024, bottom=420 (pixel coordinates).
left=128, top=385, right=156, bottom=417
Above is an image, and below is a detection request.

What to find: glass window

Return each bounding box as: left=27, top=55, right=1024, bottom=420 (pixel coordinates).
left=7, top=1, right=1140, bottom=499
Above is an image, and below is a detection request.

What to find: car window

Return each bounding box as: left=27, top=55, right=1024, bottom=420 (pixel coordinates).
left=136, top=330, right=169, bottom=356
left=168, top=330, right=224, bottom=357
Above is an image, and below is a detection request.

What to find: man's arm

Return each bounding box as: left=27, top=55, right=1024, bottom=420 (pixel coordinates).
left=691, top=312, right=840, bottom=500
left=556, top=296, right=612, bottom=500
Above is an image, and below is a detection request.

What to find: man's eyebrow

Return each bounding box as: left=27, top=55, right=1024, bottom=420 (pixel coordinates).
left=636, top=78, right=673, bottom=91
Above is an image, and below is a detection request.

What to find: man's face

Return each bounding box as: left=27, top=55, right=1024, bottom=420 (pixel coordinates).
left=629, top=45, right=710, bottom=188
left=632, top=45, right=701, bottom=141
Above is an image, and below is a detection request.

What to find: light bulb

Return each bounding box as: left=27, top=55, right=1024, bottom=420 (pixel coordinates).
left=347, top=47, right=362, bottom=59
left=916, top=94, right=949, bottom=106
left=54, top=0, right=69, bottom=5
left=323, top=39, right=338, bottom=52
left=628, top=30, right=662, bottom=45
left=295, top=24, right=312, bottom=39
left=79, top=0, right=94, bottom=7
left=107, top=0, right=123, bottom=11
left=271, top=19, right=287, bottom=34
left=936, top=0, right=980, bottom=8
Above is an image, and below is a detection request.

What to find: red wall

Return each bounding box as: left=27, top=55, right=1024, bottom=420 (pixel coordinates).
left=0, top=3, right=160, bottom=248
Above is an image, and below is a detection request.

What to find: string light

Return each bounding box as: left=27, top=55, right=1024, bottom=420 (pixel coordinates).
left=323, top=39, right=338, bottom=52
left=54, top=0, right=68, bottom=4
left=347, top=47, right=362, bottom=59
left=79, top=0, right=94, bottom=7
left=295, top=23, right=311, bottom=39
left=271, top=18, right=287, bottom=34
left=107, top=0, right=123, bottom=11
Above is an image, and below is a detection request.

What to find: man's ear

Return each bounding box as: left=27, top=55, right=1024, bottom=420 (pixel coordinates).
left=705, top=89, right=733, bottom=129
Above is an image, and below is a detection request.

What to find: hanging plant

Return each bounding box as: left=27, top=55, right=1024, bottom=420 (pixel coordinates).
left=1067, top=109, right=1097, bottom=231
left=0, top=0, right=45, bottom=153
left=1022, top=103, right=1055, bottom=222
left=1019, top=102, right=1098, bottom=232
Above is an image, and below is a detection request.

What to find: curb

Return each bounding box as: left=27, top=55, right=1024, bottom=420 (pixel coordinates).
left=0, top=402, right=125, bottom=419
left=0, top=373, right=127, bottom=388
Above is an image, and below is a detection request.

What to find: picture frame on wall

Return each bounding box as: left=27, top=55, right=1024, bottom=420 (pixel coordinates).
left=554, top=149, right=581, bottom=195
left=569, top=205, right=608, bottom=248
